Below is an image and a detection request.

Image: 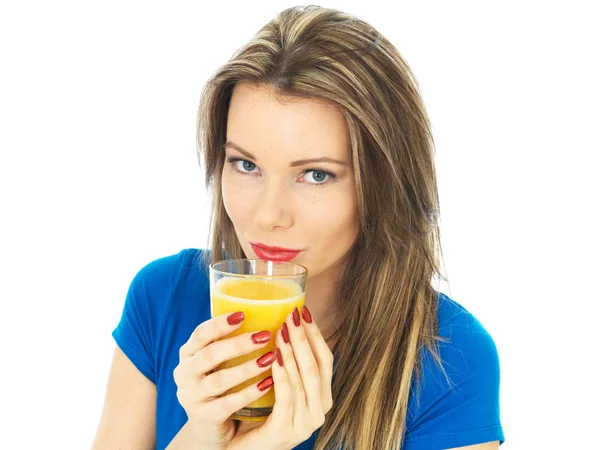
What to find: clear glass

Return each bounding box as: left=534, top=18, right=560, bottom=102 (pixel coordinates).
left=209, top=259, right=308, bottom=421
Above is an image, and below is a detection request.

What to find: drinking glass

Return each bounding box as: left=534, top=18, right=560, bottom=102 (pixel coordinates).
left=209, top=259, right=308, bottom=421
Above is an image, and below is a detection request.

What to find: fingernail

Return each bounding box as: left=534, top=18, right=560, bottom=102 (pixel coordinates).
left=275, top=348, right=283, bottom=367
left=257, top=376, right=274, bottom=391
left=251, top=330, right=272, bottom=344
left=281, top=322, right=290, bottom=344
left=227, top=311, right=245, bottom=325
left=256, top=351, right=276, bottom=368
left=292, top=307, right=301, bottom=327
left=301, top=305, right=313, bottom=324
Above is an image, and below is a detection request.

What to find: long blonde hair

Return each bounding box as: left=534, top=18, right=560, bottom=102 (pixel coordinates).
left=197, top=6, right=448, bottom=449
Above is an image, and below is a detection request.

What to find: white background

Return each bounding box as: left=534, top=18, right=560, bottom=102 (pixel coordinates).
left=1, top=1, right=598, bottom=448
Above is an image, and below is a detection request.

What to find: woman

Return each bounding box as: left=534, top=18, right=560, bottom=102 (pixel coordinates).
left=93, top=6, right=504, bottom=450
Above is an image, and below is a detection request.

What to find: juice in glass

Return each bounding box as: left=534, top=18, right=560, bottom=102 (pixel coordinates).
left=210, top=259, right=307, bottom=421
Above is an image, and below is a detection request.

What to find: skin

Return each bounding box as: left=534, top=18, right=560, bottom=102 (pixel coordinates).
left=220, top=83, right=499, bottom=450
left=222, top=82, right=359, bottom=343
left=91, top=82, right=499, bottom=450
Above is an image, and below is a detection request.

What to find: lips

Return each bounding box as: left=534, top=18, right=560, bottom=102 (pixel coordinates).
left=250, top=242, right=302, bottom=262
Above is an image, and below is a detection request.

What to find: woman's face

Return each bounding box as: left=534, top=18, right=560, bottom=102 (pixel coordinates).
left=221, top=83, right=359, bottom=280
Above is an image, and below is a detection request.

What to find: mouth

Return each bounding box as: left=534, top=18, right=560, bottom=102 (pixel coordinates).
left=249, top=242, right=302, bottom=262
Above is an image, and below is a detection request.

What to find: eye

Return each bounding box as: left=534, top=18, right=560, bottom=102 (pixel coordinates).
left=302, top=170, right=333, bottom=184
left=238, top=160, right=257, bottom=173
left=226, top=157, right=259, bottom=174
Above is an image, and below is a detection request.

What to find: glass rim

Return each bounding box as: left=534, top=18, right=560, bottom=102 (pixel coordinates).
left=209, top=259, right=308, bottom=278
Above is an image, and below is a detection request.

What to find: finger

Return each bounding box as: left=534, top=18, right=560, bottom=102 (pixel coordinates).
left=200, top=350, right=276, bottom=398
left=191, top=330, right=272, bottom=375
left=210, top=374, right=274, bottom=423
left=179, top=311, right=246, bottom=359
left=300, top=305, right=334, bottom=412
left=268, top=343, right=293, bottom=430
left=278, top=311, right=309, bottom=420
left=287, top=307, right=323, bottom=418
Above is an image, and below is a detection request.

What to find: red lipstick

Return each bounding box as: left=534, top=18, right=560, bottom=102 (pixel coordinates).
left=250, top=242, right=302, bottom=262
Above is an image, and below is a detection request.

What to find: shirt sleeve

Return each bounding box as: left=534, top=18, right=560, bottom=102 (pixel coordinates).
left=403, top=307, right=505, bottom=449
left=112, top=253, right=183, bottom=384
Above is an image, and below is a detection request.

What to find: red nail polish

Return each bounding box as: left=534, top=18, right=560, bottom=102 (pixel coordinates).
left=256, top=352, right=276, bottom=368
left=257, top=376, right=274, bottom=391
left=292, top=307, right=301, bottom=327
left=275, top=348, right=283, bottom=367
left=251, top=330, right=272, bottom=344
left=301, top=305, right=313, bottom=324
left=227, top=311, right=245, bottom=325
left=281, top=323, right=290, bottom=344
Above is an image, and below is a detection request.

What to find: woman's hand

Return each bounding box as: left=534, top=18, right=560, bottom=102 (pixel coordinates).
left=227, top=306, right=334, bottom=450
left=173, top=311, right=277, bottom=449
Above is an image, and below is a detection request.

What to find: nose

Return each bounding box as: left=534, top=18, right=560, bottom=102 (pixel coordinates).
left=255, top=179, right=294, bottom=232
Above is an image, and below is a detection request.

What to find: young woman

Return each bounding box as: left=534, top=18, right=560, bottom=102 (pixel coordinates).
left=93, top=6, right=504, bottom=450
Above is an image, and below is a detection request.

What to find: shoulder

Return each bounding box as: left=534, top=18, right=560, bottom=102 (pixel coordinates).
left=131, top=248, right=208, bottom=287
left=125, top=247, right=210, bottom=320
left=113, top=248, right=211, bottom=382
left=117, top=247, right=211, bottom=335
left=404, top=292, right=504, bottom=448
left=419, top=291, right=501, bottom=396
left=435, top=292, right=500, bottom=379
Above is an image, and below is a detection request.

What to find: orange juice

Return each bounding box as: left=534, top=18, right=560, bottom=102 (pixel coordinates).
left=211, top=277, right=305, bottom=421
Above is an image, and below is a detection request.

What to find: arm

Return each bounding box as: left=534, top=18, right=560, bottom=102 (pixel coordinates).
left=450, top=442, right=499, bottom=450
left=166, top=422, right=226, bottom=450
left=91, top=346, right=156, bottom=449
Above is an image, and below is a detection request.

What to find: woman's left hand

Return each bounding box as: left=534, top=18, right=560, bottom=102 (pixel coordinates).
left=227, top=306, right=334, bottom=450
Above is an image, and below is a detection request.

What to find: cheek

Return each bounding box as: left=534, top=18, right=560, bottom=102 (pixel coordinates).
left=221, top=172, right=254, bottom=224
left=306, top=191, right=359, bottom=247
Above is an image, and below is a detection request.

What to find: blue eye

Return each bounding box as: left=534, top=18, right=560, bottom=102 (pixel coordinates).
left=239, top=160, right=257, bottom=172
left=226, top=157, right=259, bottom=174
left=302, top=170, right=332, bottom=184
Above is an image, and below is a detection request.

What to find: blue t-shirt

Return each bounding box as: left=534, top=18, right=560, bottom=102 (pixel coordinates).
left=113, top=249, right=504, bottom=449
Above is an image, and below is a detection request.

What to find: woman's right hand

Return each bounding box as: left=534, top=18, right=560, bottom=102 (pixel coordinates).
left=173, top=311, right=276, bottom=449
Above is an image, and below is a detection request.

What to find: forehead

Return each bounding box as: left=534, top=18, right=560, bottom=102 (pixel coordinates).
left=226, top=83, right=349, bottom=159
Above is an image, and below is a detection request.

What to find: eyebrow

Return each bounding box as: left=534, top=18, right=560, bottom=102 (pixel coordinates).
left=224, top=141, right=348, bottom=167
